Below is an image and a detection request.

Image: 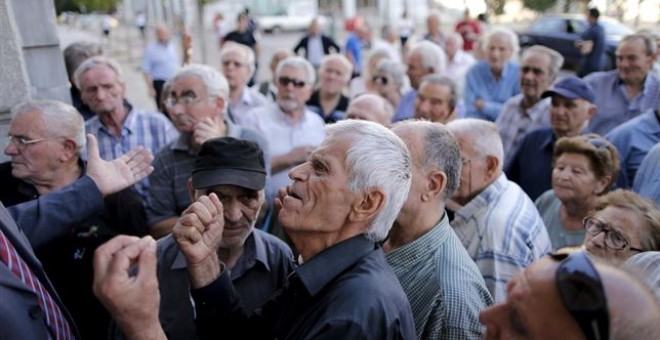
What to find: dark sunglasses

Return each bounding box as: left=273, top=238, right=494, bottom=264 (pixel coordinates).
left=372, top=75, right=388, bottom=85
left=278, top=76, right=306, bottom=88
left=551, top=251, right=609, bottom=340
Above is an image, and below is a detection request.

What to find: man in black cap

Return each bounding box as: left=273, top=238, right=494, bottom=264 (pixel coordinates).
left=506, top=76, right=597, bottom=200
left=110, top=137, right=293, bottom=340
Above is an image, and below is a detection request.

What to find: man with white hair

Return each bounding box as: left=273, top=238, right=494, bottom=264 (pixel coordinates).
left=444, top=32, right=475, bottom=93
left=220, top=42, right=269, bottom=125
left=76, top=56, right=178, bottom=199
left=424, top=11, right=446, bottom=48
left=414, top=74, right=459, bottom=124
left=93, top=120, right=417, bottom=339
left=392, top=40, right=446, bottom=122
left=306, top=54, right=353, bottom=123
left=241, top=57, right=325, bottom=198
left=446, top=119, right=552, bottom=303
left=346, top=93, right=394, bottom=126
left=146, top=64, right=268, bottom=238
left=386, top=121, right=493, bottom=339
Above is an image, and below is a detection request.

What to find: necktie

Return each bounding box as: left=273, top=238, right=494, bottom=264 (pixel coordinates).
left=0, top=228, right=75, bottom=340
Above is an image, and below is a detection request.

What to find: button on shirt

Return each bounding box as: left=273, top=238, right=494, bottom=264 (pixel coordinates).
left=191, top=235, right=417, bottom=339
left=496, top=95, right=551, bottom=170
left=386, top=214, right=493, bottom=339
left=464, top=60, right=521, bottom=121
left=451, top=174, right=552, bottom=302
left=584, top=70, right=659, bottom=135
left=241, top=104, right=325, bottom=198
left=141, top=42, right=180, bottom=81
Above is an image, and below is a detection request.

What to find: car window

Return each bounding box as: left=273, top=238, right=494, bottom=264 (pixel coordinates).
left=568, top=19, right=587, bottom=33
left=530, top=18, right=566, bottom=33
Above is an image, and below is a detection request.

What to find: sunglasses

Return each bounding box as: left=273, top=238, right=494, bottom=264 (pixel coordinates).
left=278, top=76, right=306, bottom=88
left=372, top=75, right=388, bottom=85
left=551, top=251, right=609, bottom=340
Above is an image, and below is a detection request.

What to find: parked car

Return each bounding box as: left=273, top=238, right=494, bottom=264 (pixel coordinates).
left=256, top=1, right=328, bottom=34
left=517, top=14, right=633, bottom=70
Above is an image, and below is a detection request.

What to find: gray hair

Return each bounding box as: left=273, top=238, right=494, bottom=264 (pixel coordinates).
left=276, top=56, right=316, bottom=85
left=522, top=45, right=565, bottom=81
left=621, top=33, right=657, bottom=56
left=63, top=41, right=103, bottom=80
left=375, top=60, right=407, bottom=92
left=321, top=53, right=354, bottom=82
left=484, top=27, right=520, bottom=60
left=326, top=120, right=412, bottom=241
left=171, top=63, right=230, bottom=100
left=419, top=74, right=458, bottom=110
left=368, top=48, right=395, bottom=67
left=73, top=55, right=124, bottom=89
left=409, top=40, right=447, bottom=74
left=11, top=100, right=86, bottom=154
left=447, top=119, right=504, bottom=171
left=446, top=32, right=465, bottom=49
left=220, top=42, right=256, bottom=78
left=394, top=120, right=462, bottom=200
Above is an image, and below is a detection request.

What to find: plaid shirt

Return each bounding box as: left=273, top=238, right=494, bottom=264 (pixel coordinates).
left=495, top=94, right=550, bottom=170
left=451, top=174, right=552, bottom=303
left=85, top=106, right=178, bottom=199
left=386, top=214, right=493, bottom=339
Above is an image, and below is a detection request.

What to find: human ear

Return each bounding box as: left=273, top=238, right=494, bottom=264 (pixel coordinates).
left=349, top=189, right=386, bottom=223
left=423, top=170, right=447, bottom=202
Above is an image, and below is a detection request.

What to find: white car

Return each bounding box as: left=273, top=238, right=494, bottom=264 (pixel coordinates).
left=257, top=13, right=328, bottom=33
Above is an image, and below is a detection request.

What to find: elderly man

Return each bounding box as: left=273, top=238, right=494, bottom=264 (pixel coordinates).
left=506, top=77, right=596, bottom=200
left=447, top=119, right=551, bottom=303
left=386, top=121, right=493, bottom=339
left=94, top=120, right=417, bottom=339
left=585, top=34, right=659, bottom=135
left=393, top=41, right=446, bottom=122
left=496, top=45, right=564, bottom=169
left=306, top=54, right=353, bottom=123
left=221, top=42, right=269, bottom=125
left=142, top=25, right=181, bottom=112
left=293, top=18, right=340, bottom=69
left=0, top=100, right=148, bottom=340
left=147, top=64, right=267, bottom=238
left=0, top=121, right=152, bottom=340
left=424, top=11, right=446, bottom=48
left=444, top=32, right=476, bottom=93
left=63, top=41, right=103, bottom=120
left=346, top=93, right=394, bottom=126
left=480, top=252, right=660, bottom=339
left=414, top=74, right=458, bottom=124
left=119, top=138, right=292, bottom=340
left=76, top=56, right=178, bottom=199
left=241, top=57, right=325, bottom=198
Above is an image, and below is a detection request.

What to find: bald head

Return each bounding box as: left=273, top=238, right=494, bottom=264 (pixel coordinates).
left=346, top=94, right=394, bottom=126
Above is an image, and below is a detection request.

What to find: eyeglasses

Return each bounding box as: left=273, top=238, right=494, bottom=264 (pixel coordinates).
left=6, top=135, right=51, bottom=150
left=551, top=251, right=609, bottom=340
left=583, top=216, right=645, bottom=252
left=278, top=76, right=306, bottom=88
left=163, top=96, right=202, bottom=109
left=372, top=75, right=388, bottom=85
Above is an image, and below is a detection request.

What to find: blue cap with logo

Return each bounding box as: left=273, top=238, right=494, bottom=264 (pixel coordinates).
left=541, top=76, right=596, bottom=103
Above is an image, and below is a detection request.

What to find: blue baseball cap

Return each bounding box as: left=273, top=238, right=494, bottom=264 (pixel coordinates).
left=541, top=76, right=596, bottom=103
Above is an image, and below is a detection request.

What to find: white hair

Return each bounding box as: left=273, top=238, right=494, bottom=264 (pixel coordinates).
left=73, top=55, right=123, bottom=89
left=11, top=100, right=86, bottom=154
left=320, top=53, right=354, bottom=83
left=484, top=27, right=520, bottom=60
left=220, top=42, right=256, bottom=78
left=447, top=119, right=504, bottom=171
left=170, top=64, right=230, bottom=101
left=409, top=40, right=447, bottom=74
left=276, top=56, right=316, bottom=85
left=326, top=120, right=412, bottom=241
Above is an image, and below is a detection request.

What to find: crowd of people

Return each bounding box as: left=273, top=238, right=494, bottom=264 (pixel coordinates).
left=1, top=6, right=660, bottom=340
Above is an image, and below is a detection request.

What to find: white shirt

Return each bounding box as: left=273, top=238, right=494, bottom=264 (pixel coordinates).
left=445, top=50, right=476, bottom=93
left=228, top=87, right=270, bottom=125
left=307, top=35, right=325, bottom=67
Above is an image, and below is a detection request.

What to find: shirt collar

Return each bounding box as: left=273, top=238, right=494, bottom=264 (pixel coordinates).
left=295, top=234, right=376, bottom=297
left=385, top=213, right=451, bottom=266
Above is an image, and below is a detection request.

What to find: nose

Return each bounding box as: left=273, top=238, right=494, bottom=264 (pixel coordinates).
left=288, top=162, right=309, bottom=181
left=223, top=200, right=243, bottom=223
left=4, top=139, right=18, bottom=156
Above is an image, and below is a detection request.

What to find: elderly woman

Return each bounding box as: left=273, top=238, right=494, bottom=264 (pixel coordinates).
left=583, top=190, right=660, bottom=265
left=370, top=59, right=407, bottom=110
left=464, top=27, right=520, bottom=121
left=349, top=48, right=394, bottom=98
left=535, top=134, right=620, bottom=250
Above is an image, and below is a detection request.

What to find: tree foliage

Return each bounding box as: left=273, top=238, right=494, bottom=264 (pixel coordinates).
left=523, top=0, right=559, bottom=12
left=485, top=0, right=506, bottom=15
left=55, top=0, right=118, bottom=13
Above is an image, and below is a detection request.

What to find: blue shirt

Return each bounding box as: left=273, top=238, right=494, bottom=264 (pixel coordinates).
left=345, top=33, right=363, bottom=74
left=386, top=214, right=493, bottom=339
left=634, top=142, right=660, bottom=205
left=606, top=109, right=660, bottom=188
left=580, top=23, right=605, bottom=69
left=464, top=60, right=520, bottom=121
left=393, top=89, right=417, bottom=122
left=505, top=127, right=555, bottom=201
left=141, top=42, right=180, bottom=81
left=584, top=70, right=659, bottom=135
left=451, top=174, right=552, bottom=302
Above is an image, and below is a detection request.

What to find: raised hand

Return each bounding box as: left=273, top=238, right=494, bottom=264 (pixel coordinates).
left=173, top=193, right=225, bottom=288
left=191, top=117, right=227, bottom=149
left=93, top=236, right=165, bottom=340
left=86, top=134, right=154, bottom=196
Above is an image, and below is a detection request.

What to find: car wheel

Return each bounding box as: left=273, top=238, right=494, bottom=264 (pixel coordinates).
left=272, top=25, right=283, bottom=34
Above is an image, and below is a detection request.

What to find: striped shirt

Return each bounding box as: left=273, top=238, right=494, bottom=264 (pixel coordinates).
left=85, top=106, right=178, bottom=199
left=451, top=174, right=552, bottom=303
left=464, top=60, right=520, bottom=121
left=386, top=214, right=493, bottom=339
